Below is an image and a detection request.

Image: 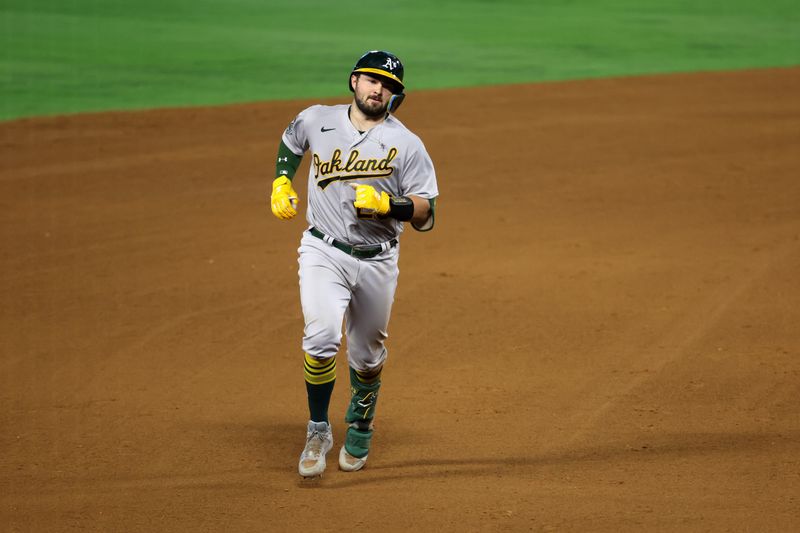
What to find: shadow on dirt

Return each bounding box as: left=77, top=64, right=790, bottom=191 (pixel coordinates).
left=303, top=429, right=799, bottom=489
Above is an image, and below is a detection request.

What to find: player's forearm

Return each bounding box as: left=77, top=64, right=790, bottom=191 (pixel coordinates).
left=276, top=140, right=303, bottom=179
left=409, top=195, right=431, bottom=226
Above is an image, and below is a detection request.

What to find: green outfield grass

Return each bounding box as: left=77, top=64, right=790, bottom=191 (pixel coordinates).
left=1, top=0, right=798, bottom=120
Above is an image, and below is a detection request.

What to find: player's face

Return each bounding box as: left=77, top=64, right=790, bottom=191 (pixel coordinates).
left=352, top=74, right=394, bottom=117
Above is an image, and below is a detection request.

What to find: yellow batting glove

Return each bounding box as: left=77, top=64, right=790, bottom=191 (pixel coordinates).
left=349, top=183, right=390, bottom=216
left=271, top=176, right=298, bottom=220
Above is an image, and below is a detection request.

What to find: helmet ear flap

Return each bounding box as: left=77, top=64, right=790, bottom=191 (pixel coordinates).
left=388, top=93, right=405, bottom=113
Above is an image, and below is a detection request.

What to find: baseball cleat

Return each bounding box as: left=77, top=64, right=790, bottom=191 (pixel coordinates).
left=338, top=446, right=368, bottom=472
left=298, top=421, right=333, bottom=478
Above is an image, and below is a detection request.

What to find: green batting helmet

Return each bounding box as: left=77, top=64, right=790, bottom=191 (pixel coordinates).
left=349, top=50, right=406, bottom=112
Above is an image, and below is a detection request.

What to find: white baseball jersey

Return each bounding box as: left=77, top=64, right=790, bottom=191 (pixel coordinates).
left=282, top=104, right=438, bottom=245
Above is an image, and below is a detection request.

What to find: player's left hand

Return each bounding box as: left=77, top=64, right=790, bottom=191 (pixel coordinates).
left=350, top=183, right=390, bottom=216
left=271, top=176, right=299, bottom=220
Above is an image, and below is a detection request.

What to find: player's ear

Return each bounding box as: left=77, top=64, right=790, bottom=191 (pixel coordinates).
left=350, top=74, right=359, bottom=92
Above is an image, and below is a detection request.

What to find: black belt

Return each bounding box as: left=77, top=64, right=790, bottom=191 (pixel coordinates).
left=309, top=227, right=397, bottom=259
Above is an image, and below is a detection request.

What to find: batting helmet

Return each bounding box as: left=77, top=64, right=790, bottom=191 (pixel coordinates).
left=349, top=50, right=406, bottom=113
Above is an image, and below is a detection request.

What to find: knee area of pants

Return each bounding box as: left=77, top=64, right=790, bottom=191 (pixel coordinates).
left=352, top=353, right=386, bottom=373
left=304, top=327, right=342, bottom=354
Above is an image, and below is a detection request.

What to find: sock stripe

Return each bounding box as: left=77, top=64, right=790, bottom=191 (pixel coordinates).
left=304, top=353, right=334, bottom=368
left=354, top=366, right=382, bottom=384
left=305, top=369, right=335, bottom=385
left=304, top=354, right=336, bottom=385
left=304, top=360, right=335, bottom=372
left=304, top=366, right=334, bottom=376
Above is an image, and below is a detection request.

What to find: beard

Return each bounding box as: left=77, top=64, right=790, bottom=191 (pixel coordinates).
left=354, top=93, right=389, bottom=118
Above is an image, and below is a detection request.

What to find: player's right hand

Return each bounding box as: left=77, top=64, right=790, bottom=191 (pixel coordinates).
left=271, top=176, right=299, bottom=220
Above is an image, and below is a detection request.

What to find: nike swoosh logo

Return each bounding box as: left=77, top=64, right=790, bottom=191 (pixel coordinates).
left=321, top=126, right=336, bottom=133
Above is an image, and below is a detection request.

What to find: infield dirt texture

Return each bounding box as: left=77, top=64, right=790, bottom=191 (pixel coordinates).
left=2, top=66, right=799, bottom=531
left=3, top=0, right=800, bottom=530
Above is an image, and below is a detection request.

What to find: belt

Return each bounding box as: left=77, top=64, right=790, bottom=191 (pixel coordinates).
left=309, top=227, right=397, bottom=259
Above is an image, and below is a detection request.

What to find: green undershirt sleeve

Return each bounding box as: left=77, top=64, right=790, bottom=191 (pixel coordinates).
left=276, top=140, right=303, bottom=179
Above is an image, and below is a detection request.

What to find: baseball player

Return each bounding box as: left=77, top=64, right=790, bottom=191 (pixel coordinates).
left=270, top=50, right=439, bottom=477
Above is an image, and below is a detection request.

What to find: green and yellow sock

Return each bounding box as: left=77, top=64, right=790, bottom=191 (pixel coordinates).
left=304, top=353, right=336, bottom=423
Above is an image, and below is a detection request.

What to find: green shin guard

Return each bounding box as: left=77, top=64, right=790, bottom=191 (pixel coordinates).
left=344, top=367, right=381, bottom=458
left=345, top=423, right=374, bottom=458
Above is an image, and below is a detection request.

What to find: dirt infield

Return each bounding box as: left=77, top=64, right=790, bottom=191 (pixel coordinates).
left=1, top=68, right=799, bottom=532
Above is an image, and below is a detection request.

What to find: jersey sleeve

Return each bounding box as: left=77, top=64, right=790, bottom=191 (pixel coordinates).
left=400, top=136, right=439, bottom=232
left=399, top=136, right=438, bottom=199
left=281, top=106, right=316, bottom=156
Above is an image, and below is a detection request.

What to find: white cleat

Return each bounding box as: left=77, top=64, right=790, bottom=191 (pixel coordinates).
left=338, top=446, right=368, bottom=472
left=298, top=421, right=333, bottom=478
